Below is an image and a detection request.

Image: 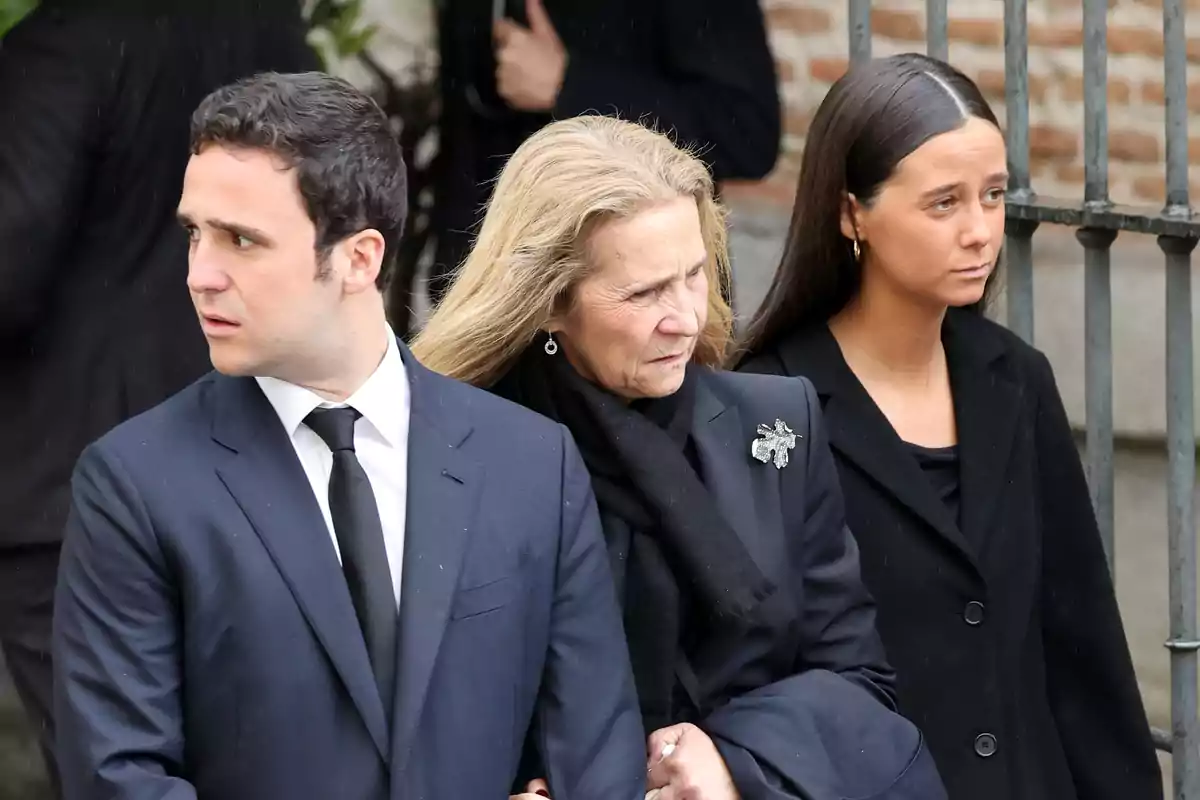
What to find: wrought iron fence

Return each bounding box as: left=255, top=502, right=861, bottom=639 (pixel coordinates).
left=846, top=0, right=1199, bottom=795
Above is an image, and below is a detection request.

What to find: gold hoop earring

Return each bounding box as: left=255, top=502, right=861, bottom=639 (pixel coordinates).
left=852, top=239, right=861, bottom=261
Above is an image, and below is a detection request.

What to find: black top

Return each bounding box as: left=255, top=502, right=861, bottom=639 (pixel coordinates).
left=906, top=442, right=961, bottom=526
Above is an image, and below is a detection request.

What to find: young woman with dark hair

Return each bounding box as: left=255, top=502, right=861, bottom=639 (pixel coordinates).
left=737, top=53, right=1161, bottom=800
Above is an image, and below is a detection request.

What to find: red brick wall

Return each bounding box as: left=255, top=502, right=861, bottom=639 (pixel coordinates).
left=729, top=0, right=1200, bottom=209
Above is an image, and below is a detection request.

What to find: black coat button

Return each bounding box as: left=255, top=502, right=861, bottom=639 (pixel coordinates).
left=964, top=600, right=985, bottom=626
left=974, top=733, right=998, bottom=758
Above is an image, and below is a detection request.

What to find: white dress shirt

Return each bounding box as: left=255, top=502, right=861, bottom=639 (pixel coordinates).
left=255, top=327, right=410, bottom=605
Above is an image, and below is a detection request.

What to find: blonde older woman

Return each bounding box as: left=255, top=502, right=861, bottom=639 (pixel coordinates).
left=413, top=116, right=944, bottom=800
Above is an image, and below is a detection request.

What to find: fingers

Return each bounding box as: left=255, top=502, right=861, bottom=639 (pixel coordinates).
left=494, top=62, right=519, bottom=101
left=647, top=756, right=672, bottom=792
left=493, top=17, right=524, bottom=47
left=647, top=735, right=682, bottom=791
left=647, top=722, right=689, bottom=765
left=526, top=0, right=556, bottom=37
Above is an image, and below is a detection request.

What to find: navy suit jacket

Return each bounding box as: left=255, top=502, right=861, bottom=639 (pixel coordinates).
left=52, top=343, right=646, bottom=800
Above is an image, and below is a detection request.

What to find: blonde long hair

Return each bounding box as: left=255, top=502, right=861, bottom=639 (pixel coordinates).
left=411, top=115, right=733, bottom=387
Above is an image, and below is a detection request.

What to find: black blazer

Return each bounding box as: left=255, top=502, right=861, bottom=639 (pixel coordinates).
left=0, top=2, right=319, bottom=546
left=739, top=308, right=1162, bottom=800
left=581, top=369, right=945, bottom=798
left=611, top=370, right=895, bottom=714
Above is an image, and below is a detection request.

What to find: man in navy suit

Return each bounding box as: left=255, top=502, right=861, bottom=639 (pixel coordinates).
left=51, top=71, right=645, bottom=800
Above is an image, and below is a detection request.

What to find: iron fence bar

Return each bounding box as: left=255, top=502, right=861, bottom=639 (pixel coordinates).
left=1163, top=234, right=1198, bottom=790
left=1002, top=219, right=1037, bottom=336
left=926, top=0, right=948, bottom=62
left=1163, top=0, right=1190, bottom=211
left=1002, top=0, right=1034, bottom=343
left=1078, top=0, right=1116, bottom=572
left=849, top=0, right=871, bottom=65
left=1160, top=0, right=1198, bottom=791
left=1006, top=197, right=1200, bottom=236
left=1082, top=1, right=1110, bottom=206
left=1078, top=227, right=1115, bottom=572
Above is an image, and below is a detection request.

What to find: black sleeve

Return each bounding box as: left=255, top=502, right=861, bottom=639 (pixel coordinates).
left=553, top=0, right=780, bottom=181
left=54, top=445, right=198, bottom=799
left=787, top=378, right=897, bottom=710
left=536, top=428, right=646, bottom=800
left=0, top=7, right=113, bottom=340
left=1031, top=351, right=1163, bottom=799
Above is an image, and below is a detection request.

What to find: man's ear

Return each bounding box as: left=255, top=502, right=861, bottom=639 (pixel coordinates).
left=339, top=228, right=386, bottom=293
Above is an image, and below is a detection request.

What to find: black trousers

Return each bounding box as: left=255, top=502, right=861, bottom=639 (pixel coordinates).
left=0, top=544, right=61, bottom=798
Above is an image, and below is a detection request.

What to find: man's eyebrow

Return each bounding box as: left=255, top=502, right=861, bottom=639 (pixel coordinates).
left=176, top=213, right=275, bottom=246
left=210, top=219, right=274, bottom=245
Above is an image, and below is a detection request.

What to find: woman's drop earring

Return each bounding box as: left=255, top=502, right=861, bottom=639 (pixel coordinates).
left=852, top=239, right=862, bottom=261
left=544, top=333, right=559, bottom=356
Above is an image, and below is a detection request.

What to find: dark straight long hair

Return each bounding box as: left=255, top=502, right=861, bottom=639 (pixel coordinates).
left=735, top=53, right=1002, bottom=363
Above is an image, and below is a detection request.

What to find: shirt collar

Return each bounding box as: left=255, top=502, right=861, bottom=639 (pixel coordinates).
left=255, top=326, right=409, bottom=448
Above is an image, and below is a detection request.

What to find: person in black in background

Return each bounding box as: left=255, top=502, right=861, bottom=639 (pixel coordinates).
left=414, top=0, right=780, bottom=332
left=0, top=2, right=319, bottom=793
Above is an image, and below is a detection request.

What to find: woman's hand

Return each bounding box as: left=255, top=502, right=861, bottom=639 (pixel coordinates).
left=509, top=777, right=551, bottom=799
left=646, top=723, right=741, bottom=800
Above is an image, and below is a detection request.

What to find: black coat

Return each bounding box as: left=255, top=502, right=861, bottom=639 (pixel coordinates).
left=0, top=2, right=319, bottom=546
left=431, top=0, right=780, bottom=295
left=503, top=366, right=947, bottom=798
left=739, top=308, right=1162, bottom=800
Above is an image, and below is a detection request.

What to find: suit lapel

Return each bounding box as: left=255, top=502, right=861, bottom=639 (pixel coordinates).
left=943, top=313, right=1022, bottom=556
left=210, top=376, right=390, bottom=760
left=778, top=326, right=981, bottom=575
left=390, top=345, right=482, bottom=774
left=683, top=375, right=783, bottom=703
left=690, top=377, right=774, bottom=577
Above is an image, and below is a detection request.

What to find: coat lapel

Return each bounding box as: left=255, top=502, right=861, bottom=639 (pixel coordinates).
left=689, top=377, right=774, bottom=578
left=943, top=312, right=1023, bottom=556
left=683, top=374, right=786, bottom=704
left=777, top=326, right=981, bottom=575
left=390, top=345, right=482, bottom=774
left=210, top=376, right=390, bottom=761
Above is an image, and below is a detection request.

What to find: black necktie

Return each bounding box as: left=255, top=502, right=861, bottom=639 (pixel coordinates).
left=305, top=407, right=397, bottom=722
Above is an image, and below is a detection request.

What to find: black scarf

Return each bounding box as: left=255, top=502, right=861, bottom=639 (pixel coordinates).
left=493, top=348, right=777, bottom=730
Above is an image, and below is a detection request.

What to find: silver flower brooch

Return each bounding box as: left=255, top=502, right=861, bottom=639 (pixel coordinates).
left=751, top=419, right=799, bottom=470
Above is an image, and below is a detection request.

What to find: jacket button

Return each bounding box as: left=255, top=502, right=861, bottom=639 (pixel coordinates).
left=964, top=600, right=985, bottom=626
left=974, top=733, right=998, bottom=758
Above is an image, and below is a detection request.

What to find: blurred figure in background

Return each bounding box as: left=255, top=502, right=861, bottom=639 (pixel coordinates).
left=410, top=0, right=781, bottom=333
left=0, top=1, right=318, bottom=792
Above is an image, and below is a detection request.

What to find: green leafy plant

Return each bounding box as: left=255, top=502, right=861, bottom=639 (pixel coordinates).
left=0, top=0, right=36, bottom=37
left=304, top=0, right=379, bottom=67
